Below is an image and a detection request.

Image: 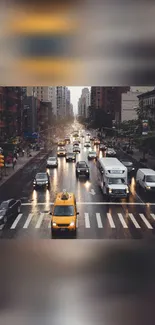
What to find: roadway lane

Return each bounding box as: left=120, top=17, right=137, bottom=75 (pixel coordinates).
left=1, top=135, right=155, bottom=239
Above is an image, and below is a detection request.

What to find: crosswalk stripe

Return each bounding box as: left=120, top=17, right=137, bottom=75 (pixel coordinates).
left=117, top=213, right=128, bottom=228
left=10, top=214, right=23, bottom=229
left=23, top=213, right=33, bottom=229
left=150, top=213, right=155, bottom=221
left=128, top=213, right=141, bottom=228
left=84, top=213, right=90, bottom=228
left=96, top=213, right=103, bottom=228
left=107, top=213, right=115, bottom=228
left=139, top=213, right=153, bottom=229
left=35, top=213, right=44, bottom=229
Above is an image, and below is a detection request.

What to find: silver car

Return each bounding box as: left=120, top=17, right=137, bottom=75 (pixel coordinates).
left=46, top=157, right=58, bottom=168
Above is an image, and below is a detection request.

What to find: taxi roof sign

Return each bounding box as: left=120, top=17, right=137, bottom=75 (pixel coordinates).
left=61, top=190, right=69, bottom=200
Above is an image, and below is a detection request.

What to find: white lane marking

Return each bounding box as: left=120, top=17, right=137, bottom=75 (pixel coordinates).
left=117, top=213, right=128, bottom=228
left=107, top=213, right=116, bottom=228
left=84, top=213, right=90, bottom=228
left=150, top=213, right=155, bottom=221
left=35, top=213, right=44, bottom=229
left=21, top=202, right=153, bottom=206
left=128, top=213, right=141, bottom=229
left=96, top=213, right=103, bottom=228
left=10, top=214, right=23, bottom=229
left=0, top=224, right=4, bottom=230
left=139, top=213, right=153, bottom=229
left=23, top=213, right=33, bottom=229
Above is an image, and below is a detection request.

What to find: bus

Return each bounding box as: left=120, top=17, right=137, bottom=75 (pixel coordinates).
left=96, top=157, right=129, bottom=199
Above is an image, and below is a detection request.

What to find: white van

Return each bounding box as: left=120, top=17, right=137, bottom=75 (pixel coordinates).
left=136, top=169, right=155, bottom=192
left=97, top=158, right=129, bottom=199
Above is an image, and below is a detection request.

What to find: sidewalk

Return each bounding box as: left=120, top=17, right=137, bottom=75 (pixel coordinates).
left=0, top=151, right=41, bottom=186
left=123, top=148, right=155, bottom=169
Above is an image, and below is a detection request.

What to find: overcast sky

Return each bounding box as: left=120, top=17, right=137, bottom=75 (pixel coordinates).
left=68, top=87, right=91, bottom=114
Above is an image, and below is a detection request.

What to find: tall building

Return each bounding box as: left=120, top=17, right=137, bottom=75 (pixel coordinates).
left=91, top=87, right=104, bottom=110
left=138, top=89, right=155, bottom=122
left=66, top=89, right=71, bottom=116
left=22, top=96, right=40, bottom=135
left=27, top=87, right=53, bottom=102
left=121, top=90, right=141, bottom=122
left=0, top=87, right=23, bottom=140
left=27, top=86, right=57, bottom=117
left=69, top=103, right=74, bottom=116
left=91, top=87, right=130, bottom=122
left=56, top=86, right=67, bottom=117
left=78, top=88, right=90, bottom=118
left=130, top=87, right=155, bottom=93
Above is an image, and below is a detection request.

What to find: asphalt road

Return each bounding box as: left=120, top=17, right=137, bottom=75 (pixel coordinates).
left=1, top=131, right=155, bottom=239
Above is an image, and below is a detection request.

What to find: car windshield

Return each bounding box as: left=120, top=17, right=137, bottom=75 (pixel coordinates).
left=78, top=163, right=87, bottom=168
left=0, top=201, right=8, bottom=209
left=90, top=152, right=96, bottom=154
left=48, top=157, right=56, bottom=161
left=53, top=205, right=74, bottom=216
left=108, top=178, right=125, bottom=184
left=36, top=174, right=47, bottom=179
left=146, top=175, right=155, bottom=182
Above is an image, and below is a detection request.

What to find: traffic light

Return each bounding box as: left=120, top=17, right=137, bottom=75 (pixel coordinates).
left=0, top=154, right=4, bottom=167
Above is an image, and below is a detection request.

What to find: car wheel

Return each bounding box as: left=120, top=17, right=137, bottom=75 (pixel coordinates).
left=72, top=229, right=77, bottom=238
left=3, top=215, right=7, bottom=224
left=17, top=206, right=21, bottom=213
left=51, top=229, right=56, bottom=238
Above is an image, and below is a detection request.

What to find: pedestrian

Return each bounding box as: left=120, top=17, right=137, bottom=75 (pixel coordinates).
left=13, top=157, right=16, bottom=169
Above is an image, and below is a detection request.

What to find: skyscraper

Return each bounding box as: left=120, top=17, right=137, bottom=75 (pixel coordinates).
left=90, top=87, right=130, bottom=122
left=78, top=88, right=90, bottom=118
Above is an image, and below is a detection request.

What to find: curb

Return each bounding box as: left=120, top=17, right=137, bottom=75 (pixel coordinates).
left=119, top=149, right=154, bottom=169
left=0, top=148, right=54, bottom=188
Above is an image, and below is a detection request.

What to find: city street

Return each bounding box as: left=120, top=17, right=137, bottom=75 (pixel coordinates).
left=1, top=130, right=155, bottom=239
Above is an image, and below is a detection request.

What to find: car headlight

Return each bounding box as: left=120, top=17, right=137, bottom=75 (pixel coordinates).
left=77, top=169, right=80, bottom=172
left=52, top=222, right=57, bottom=226
left=126, top=188, right=129, bottom=193
left=33, top=180, right=36, bottom=184
left=132, top=168, right=135, bottom=170
left=109, top=188, right=112, bottom=193
left=146, top=186, right=151, bottom=190
left=86, top=169, right=89, bottom=172
left=46, top=181, right=48, bottom=184
left=70, top=222, right=75, bottom=226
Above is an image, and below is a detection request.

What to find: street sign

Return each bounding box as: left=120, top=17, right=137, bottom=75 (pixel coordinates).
left=142, top=120, right=148, bottom=135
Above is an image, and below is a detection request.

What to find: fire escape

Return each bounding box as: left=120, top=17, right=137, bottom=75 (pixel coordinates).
left=5, top=87, right=22, bottom=138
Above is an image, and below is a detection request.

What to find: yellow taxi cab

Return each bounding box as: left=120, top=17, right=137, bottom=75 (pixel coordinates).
left=58, top=140, right=65, bottom=146
left=51, top=190, right=79, bottom=236
left=57, top=147, right=66, bottom=157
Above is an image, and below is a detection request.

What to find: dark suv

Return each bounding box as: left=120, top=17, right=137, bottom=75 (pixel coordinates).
left=76, top=161, right=90, bottom=178
left=66, top=152, right=76, bottom=162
